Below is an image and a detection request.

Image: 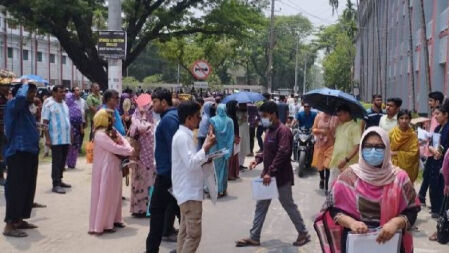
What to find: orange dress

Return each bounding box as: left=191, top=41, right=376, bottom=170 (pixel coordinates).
left=311, top=112, right=339, bottom=171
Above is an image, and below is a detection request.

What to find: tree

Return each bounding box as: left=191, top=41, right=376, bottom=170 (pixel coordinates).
left=322, top=33, right=355, bottom=91
left=1, top=0, right=267, bottom=89
left=319, top=0, right=357, bottom=91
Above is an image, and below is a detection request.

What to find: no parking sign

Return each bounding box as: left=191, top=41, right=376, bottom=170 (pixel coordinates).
left=191, top=60, right=212, bottom=80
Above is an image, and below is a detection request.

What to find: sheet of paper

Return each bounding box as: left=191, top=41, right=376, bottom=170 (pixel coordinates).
left=206, top=148, right=228, bottom=161
left=347, top=231, right=401, bottom=253
left=202, top=162, right=218, bottom=204
left=233, top=143, right=240, bottom=156
left=417, top=127, right=430, bottom=141
left=252, top=177, right=279, bottom=201
left=432, top=133, right=441, bottom=149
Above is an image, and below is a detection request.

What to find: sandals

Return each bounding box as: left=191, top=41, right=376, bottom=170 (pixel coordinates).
left=429, top=232, right=438, bottom=241
left=114, top=222, right=126, bottom=228
left=32, top=203, right=47, bottom=208
left=293, top=233, right=311, bottom=246
left=235, top=238, right=261, bottom=247
left=14, top=221, right=38, bottom=229
left=104, top=228, right=117, bottom=233
left=3, top=229, right=27, bottom=237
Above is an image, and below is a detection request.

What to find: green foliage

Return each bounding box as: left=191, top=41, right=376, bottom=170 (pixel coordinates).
left=0, top=0, right=266, bottom=89
left=319, top=0, right=357, bottom=91
left=143, top=74, right=163, bottom=84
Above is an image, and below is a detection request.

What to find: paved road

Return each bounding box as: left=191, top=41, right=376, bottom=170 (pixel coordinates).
left=0, top=158, right=448, bottom=253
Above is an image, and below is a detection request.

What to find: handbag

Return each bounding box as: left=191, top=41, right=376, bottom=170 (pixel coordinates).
left=437, top=196, right=449, bottom=244
left=85, top=141, right=94, bottom=164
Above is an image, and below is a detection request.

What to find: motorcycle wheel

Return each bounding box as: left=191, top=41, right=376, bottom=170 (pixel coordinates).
left=298, top=151, right=306, bottom=177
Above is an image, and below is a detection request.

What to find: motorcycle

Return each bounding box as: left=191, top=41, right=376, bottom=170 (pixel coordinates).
left=292, top=127, right=314, bottom=177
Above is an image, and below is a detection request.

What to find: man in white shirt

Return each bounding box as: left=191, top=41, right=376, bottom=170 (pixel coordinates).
left=172, top=101, right=215, bottom=253
left=42, top=85, right=71, bottom=194
left=379, top=97, right=402, bottom=133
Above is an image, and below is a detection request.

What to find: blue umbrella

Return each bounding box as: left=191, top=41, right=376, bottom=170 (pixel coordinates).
left=20, top=74, right=49, bottom=86
left=221, top=91, right=265, bottom=104
left=302, top=88, right=366, bottom=119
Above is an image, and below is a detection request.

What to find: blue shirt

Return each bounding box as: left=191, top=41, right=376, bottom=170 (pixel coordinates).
left=4, top=84, right=40, bottom=158
left=295, top=110, right=317, bottom=129
left=42, top=98, right=71, bottom=145
left=155, top=108, right=179, bottom=177
left=102, top=105, right=126, bottom=136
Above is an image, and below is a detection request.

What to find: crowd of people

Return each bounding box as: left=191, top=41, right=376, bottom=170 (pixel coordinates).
left=1, top=80, right=449, bottom=252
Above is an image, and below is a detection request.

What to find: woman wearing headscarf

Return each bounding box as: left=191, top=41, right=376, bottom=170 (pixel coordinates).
left=226, top=101, right=240, bottom=181
left=311, top=112, right=339, bottom=192
left=209, top=104, right=234, bottom=197
left=89, top=109, right=134, bottom=235
left=128, top=105, right=156, bottom=217
left=198, top=101, right=215, bottom=150
left=65, top=92, right=83, bottom=169
left=314, top=127, right=420, bottom=253
left=389, top=109, right=420, bottom=183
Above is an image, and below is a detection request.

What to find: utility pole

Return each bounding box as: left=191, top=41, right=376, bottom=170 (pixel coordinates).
left=108, top=0, right=122, bottom=93
left=266, top=0, right=275, bottom=93
left=177, top=63, right=180, bottom=84
left=294, top=34, right=299, bottom=94
left=303, top=54, right=307, bottom=95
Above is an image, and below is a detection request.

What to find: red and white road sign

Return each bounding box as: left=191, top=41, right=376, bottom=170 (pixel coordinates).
left=191, top=60, right=212, bottom=80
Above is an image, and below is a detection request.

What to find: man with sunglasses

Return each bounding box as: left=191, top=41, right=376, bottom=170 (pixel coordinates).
left=293, top=103, right=317, bottom=129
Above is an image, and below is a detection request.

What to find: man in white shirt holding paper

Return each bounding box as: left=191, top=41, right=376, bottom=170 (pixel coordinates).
left=172, top=101, right=216, bottom=253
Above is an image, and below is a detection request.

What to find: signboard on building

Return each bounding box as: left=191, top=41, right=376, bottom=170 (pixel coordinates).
left=98, top=31, right=127, bottom=59
left=191, top=60, right=212, bottom=80
left=194, top=81, right=208, bottom=89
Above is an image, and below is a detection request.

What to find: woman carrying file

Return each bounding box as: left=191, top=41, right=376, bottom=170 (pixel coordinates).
left=314, top=127, right=420, bottom=253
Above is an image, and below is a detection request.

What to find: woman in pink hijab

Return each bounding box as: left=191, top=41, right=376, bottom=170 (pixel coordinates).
left=314, top=127, right=420, bottom=253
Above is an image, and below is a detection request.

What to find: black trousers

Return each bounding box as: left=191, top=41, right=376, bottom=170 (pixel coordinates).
left=429, top=165, right=445, bottom=214
left=249, top=126, right=256, bottom=153
left=51, top=144, right=69, bottom=187
left=146, top=175, right=180, bottom=253
left=256, top=125, right=265, bottom=151
left=4, top=152, right=38, bottom=223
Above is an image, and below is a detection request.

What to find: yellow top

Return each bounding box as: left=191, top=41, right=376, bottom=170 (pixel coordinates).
left=389, top=126, right=420, bottom=182
left=329, top=120, right=362, bottom=169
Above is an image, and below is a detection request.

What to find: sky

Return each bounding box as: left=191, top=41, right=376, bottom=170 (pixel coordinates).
left=265, top=0, right=351, bottom=27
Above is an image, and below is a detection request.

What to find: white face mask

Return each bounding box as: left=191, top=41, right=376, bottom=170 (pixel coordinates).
left=261, top=117, right=272, bottom=128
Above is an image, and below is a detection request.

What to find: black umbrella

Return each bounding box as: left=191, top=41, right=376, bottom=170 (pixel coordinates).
left=302, top=88, right=366, bottom=119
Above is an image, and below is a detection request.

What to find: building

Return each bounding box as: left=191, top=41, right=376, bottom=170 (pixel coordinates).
left=355, top=0, right=449, bottom=113
left=0, top=12, right=90, bottom=88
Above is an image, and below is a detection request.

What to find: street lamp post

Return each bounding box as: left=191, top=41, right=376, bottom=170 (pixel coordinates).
left=107, top=0, right=122, bottom=93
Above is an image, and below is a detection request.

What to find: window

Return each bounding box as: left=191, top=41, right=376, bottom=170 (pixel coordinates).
left=440, top=37, right=448, bottom=64
left=23, top=49, right=28, bottom=60
left=37, top=51, right=43, bottom=62
left=62, top=55, right=67, bottom=65
left=7, top=47, right=12, bottom=58
left=441, top=8, right=449, bottom=32
left=50, top=53, right=55, bottom=63
left=426, top=21, right=433, bottom=39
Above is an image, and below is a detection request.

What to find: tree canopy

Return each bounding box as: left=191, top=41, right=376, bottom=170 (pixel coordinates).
left=0, top=0, right=267, bottom=89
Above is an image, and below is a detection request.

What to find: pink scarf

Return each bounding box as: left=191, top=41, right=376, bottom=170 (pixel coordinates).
left=350, top=127, right=398, bottom=186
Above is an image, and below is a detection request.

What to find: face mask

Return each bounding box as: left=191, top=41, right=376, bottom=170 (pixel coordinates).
left=261, top=117, right=272, bottom=128
left=362, top=147, right=385, bottom=167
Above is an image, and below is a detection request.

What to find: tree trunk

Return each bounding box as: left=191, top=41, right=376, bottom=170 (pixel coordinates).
left=420, top=0, right=432, bottom=93
left=407, top=0, right=416, bottom=112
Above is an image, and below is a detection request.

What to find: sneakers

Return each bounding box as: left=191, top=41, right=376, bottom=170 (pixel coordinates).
left=52, top=186, right=66, bottom=194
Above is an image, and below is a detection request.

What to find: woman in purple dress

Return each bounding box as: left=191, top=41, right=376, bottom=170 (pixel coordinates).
left=66, top=92, right=83, bottom=169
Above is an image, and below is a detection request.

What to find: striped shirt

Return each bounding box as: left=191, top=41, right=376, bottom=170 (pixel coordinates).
left=42, top=98, right=71, bottom=145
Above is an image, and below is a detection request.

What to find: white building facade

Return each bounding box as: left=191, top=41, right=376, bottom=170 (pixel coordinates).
left=0, top=12, right=90, bottom=88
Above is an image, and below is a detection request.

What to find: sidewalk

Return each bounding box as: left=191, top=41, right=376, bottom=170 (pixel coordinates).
left=0, top=158, right=448, bottom=253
